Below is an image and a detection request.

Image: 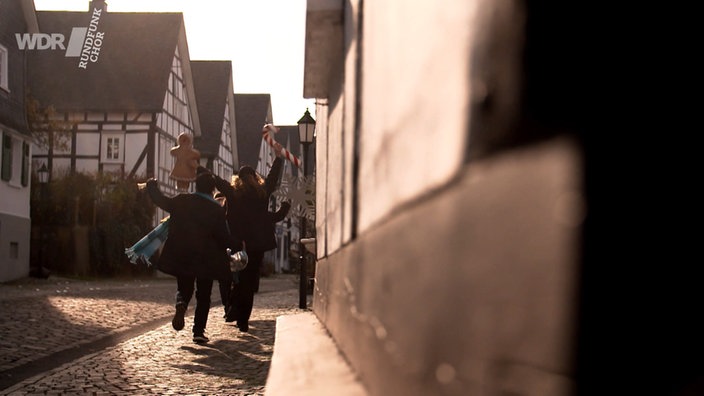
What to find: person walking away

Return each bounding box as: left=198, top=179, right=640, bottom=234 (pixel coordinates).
left=214, top=191, right=233, bottom=317
left=145, top=171, right=232, bottom=343
left=210, top=149, right=287, bottom=332
left=215, top=192, right=289, bottom=316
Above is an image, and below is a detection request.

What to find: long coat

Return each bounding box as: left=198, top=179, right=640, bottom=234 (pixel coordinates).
left=146, top=179, right=231, bottom=280
left=214, top=157, right=284, bottom=252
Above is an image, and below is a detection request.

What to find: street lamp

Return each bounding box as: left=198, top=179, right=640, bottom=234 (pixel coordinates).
left=34, top=163, right=49, bottom=278
left=37, top=163, right=49, bottom=184
left=297, top=108, right=315, bottom=309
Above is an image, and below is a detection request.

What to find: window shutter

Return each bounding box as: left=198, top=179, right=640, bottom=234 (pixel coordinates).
left=1, top=133, right=12, bottom=181
left=21, top=141, right=30, bottom=186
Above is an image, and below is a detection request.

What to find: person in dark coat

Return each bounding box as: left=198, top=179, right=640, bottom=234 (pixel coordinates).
left=215, top=192, right=290, bottom=318
left=145, top=172, right=231, bottom=344
left=209, top=152, right=289, bottom=332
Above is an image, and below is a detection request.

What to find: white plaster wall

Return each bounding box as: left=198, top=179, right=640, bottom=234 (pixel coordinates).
left=33, top=144, right=48, bottom=155
left=0, top=182, right=27, bottom=216
left=0, top=132, right=32, bottom=282
left=0, top=179, right=28, bottom=217
left=75, top=133, right=99, bottom=156
left=51, top=160, right=71, bottom=177
left=314, top=0, right=360, bottom=258
left=342, top=0, right=360, bottom=246
left=219, top=104, right=234, bottom=178
left=314, top=102, right=329, bottom=258
left=125, top=132, right=147, bottom=177
left=74, top=132, right=100, bottom=175
left=0, top=213, right=30, bottom=282
left=325, top=98, right=344, bottom=253
left=257, top=139, right=273, bottom=176
left=75, top=159, right=99, bottom=175
left=357, top=1, right=476, bottom=233
left=0, top=134, right=30, bottom=217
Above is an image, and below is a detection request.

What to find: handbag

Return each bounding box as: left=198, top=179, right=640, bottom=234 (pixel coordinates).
left=228, top=249, right=248, bottom=272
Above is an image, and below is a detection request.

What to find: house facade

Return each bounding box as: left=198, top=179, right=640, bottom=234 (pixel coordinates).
left=28, top=8, right=205, bottom=225
left=191, top=60, right=238, bottom=181
left=270, top=125, right=298, bottom=274
left=3, top=2, right=267, bottom=281
left=233, top=93, right=303, bottom=274
left=299, top=0, right=622, bottom=395
left=0, top=0, right=39, bottom=282
left=233, top=93, right=272, bottom=172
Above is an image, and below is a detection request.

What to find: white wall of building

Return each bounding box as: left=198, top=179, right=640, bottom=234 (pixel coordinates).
left=0, top=129, right=32, bottom=282
left=356, top=1, right=475, bottom=234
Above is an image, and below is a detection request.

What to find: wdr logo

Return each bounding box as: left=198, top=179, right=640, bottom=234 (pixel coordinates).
left=15, top=8, right=105, bottom=70
left=15, top=28, right=88, bottom=56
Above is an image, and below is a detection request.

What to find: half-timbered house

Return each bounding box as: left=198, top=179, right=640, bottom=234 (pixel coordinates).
left=0, top=0, right=39, bottom=282
left=233, top=94, right=304, bottom=274
left=263, top=125, right=298, bottom=274
left=191, top=60, right=238, bottom=181
left=233, top=93, right=272, bottom=173
left=28, top=7, right=203, bottom=214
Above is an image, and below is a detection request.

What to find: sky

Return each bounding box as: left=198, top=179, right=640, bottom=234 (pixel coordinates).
left=33, top=0, right=316, bottom=126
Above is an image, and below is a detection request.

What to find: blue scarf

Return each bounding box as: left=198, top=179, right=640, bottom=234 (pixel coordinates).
left=194, top=191, right=219, bottom=205
left=125, top=217, right=170, bottom=266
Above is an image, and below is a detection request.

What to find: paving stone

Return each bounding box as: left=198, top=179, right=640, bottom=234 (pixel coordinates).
left=0, top=274, right=307, bottom=396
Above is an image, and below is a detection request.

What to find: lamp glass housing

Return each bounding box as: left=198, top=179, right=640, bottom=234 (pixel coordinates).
left=297, top=109, right=316, bottom=144
left=37, top=164, right=49, bottom=184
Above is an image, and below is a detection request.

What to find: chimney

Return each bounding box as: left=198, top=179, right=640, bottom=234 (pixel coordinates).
left=88, top=0, right=107, bottom=12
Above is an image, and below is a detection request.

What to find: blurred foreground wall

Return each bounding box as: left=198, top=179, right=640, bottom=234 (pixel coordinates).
left=303, top=0, right=700, bottom=395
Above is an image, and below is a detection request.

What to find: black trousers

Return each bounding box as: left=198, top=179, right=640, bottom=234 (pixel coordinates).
left=226, top=250, right=264, bottom=325
left=176, top=276, right=213, bottom=335
left=218, top=278, right=232, bottom=313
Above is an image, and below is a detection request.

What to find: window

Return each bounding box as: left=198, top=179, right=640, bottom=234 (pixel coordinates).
left=101, top=133, right=124, bottom=163
left=0, top=45, right=8, bottom=91
left=107, top=137, right=119, bottom=160
left=10, top=242, right=19, bottom=259
left=1, top=132, right=12, bottom=181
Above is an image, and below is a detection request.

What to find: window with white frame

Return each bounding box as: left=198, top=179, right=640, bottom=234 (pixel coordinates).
left=0, top=45, right=8, bottom=91
left=101, top=133, right=124, bottom=163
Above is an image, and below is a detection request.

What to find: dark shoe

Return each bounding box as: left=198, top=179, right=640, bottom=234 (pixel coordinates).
left=224, top=307, right=236, bottom=323
left=172, top=304, right=186, bottom=331
left=237, top=321, right=249, bottom=332
left=193, top=333, right=209, bottom=344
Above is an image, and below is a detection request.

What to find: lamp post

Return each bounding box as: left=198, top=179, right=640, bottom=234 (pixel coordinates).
left=297, top=108, right=315, bottom=309
left=35, top=163, right=49, bottom=278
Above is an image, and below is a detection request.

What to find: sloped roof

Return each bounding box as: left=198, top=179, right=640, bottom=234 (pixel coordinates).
left=28, top=11, right=183, bottom=112
left=233, top=93, right=271, bottom=169
left=191, top=60, right=232, bottom=157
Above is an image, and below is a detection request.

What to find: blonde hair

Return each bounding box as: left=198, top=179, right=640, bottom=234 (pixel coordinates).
left=231, top=172, right=266, bottom=199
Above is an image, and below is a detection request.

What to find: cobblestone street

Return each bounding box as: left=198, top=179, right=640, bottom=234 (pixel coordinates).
left=0, top=274, right=306, bottom=395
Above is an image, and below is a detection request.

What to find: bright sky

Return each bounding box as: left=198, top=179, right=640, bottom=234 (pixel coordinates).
left=33, top=0, right=315, bottom=126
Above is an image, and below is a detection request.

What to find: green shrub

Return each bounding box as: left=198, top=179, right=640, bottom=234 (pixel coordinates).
left=31, top=172, right=156, bottom=277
